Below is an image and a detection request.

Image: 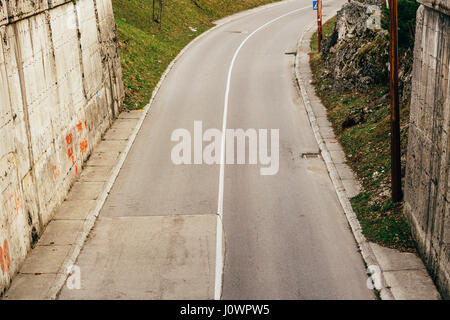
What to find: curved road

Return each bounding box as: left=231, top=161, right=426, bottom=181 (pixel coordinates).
left=59, top=0, right=374, bottom=300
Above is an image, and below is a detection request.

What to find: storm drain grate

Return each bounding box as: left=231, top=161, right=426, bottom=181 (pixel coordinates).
left=284, top=51, right=297, bottom=56
left=301, top=152, right=321, bottom=159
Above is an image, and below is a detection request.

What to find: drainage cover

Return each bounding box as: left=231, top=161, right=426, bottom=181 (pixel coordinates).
left=301, top=152, right=321, bottom=159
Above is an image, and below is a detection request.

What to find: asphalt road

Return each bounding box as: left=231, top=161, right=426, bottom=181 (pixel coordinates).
left=59, top=0, right=375, bottom=299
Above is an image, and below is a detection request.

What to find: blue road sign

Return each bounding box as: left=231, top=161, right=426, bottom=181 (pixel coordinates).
left=313, top=1, right=323, bottom=10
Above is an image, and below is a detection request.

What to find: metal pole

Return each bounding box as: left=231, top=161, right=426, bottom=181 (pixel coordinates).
left=389, top=0, right=402, bottom=202
left=317, top=0, right=322, bottom=52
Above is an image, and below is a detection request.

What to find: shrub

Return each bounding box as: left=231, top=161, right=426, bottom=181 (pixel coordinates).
left=382, top=0, right=420, bottom=47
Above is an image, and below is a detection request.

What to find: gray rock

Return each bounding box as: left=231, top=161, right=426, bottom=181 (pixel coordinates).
left=320, top=1, right=412, bottom=101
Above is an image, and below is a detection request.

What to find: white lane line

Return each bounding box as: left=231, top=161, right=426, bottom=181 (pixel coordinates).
left=214, top=4, right=311, bottom=300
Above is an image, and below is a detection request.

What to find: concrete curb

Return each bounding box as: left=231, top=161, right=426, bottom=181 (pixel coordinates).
left=294, top=21, right=395, bottom=300
left=46, top=0, right=297, bottom=300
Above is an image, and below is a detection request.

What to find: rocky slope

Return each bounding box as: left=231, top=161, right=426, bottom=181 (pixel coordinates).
left=321, top=0, right=413, bottom=105
left=309, top=0, right=419, bottom=251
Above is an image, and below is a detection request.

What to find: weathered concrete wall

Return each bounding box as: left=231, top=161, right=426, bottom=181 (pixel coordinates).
left=404, top=0, right=449, bottom=299
left=0, top=0, right=123, bottom=293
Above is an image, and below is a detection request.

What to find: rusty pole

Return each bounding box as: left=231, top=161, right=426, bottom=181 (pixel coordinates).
left=389, top=0, right=402, bottom=202
left=317, top=0, right=322, bottom=52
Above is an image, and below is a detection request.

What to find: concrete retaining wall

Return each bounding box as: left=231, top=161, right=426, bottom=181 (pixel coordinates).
left=404, top=0, right=449, bottom=299
left=0, top=0, right=123, bottom=293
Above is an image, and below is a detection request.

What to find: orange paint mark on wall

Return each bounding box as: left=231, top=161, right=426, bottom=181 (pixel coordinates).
left=0, top=239, right=10, bottom=274
left=68, top=147, right=74, bottom=159
left=66, top=133, right=75, bottom=166
left=2, top=190, right=22, bottom=217
left=53, top=165, right=61, bottom=180
left=0, top=246, right=3, bottom=273
left=80, top=139, right=88, bottom=154
left=65, top=121, right=88, bottom=170
left=66, top=134, right=73, bottom=146
left=13, top=192, right=21, bottom=216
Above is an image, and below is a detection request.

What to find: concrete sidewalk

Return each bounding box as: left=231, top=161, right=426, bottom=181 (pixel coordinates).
left=4, top=112, right=218, bottom=300
left=295, top=21, right=441, bottom=300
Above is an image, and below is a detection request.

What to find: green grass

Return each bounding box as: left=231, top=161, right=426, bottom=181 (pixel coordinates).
left=382, top=0, right=420, bottom=48
left=309, top=17, right=415, bottom=252
left=112, top=0, right=280, bottom=110
left=310, top=16, right=336, bottom=52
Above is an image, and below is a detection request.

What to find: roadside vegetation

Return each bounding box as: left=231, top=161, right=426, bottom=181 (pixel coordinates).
left=112, top=0, right=280, bottom=110
left=309, top=1, right=420, bottom=252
